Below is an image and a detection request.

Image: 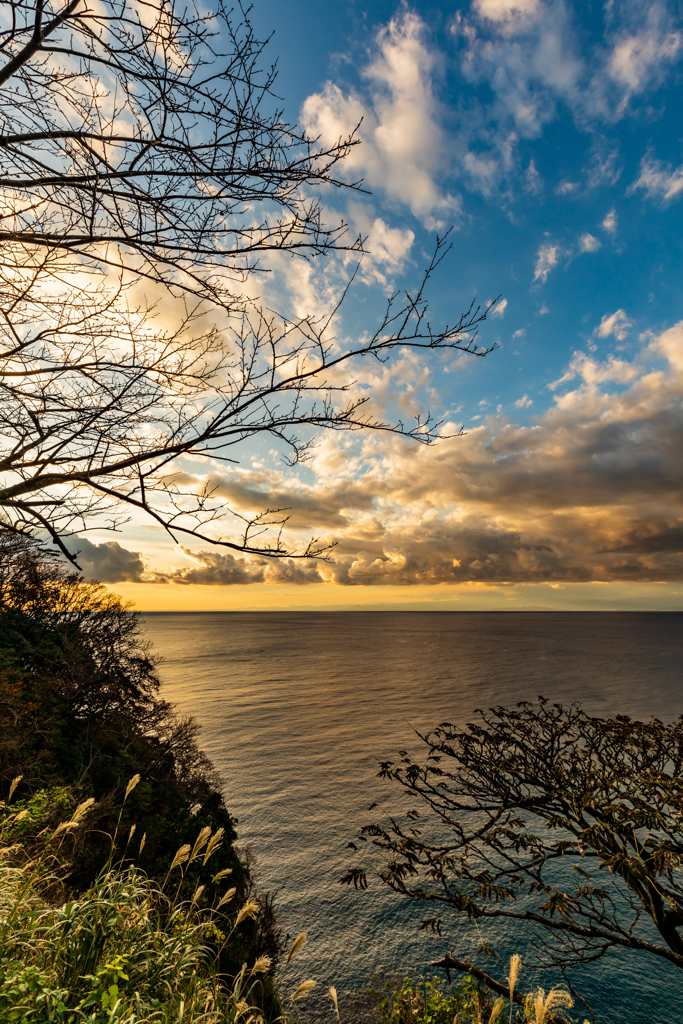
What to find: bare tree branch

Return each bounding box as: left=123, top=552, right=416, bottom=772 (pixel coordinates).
left=0, top=1, right=496, bottom=563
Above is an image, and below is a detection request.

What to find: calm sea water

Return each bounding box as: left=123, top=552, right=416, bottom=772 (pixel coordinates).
left=141, top=612, right=683, bottom=1024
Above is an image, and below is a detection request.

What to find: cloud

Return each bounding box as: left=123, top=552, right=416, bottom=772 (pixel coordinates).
left=301, top=8, right=458, bottom=225
left=607, top=9, right=681, bottom=99
left=514, top=394, right=532, bottom=407
left=602, top=208, right=618, bottom=232
left=648, top=320, right=683, bottom=373
left=533, top=243, right=560, bottom=283
left=140, top=320, right=683, bottom=588
left=596, top=309, right=633, bottom=341
left=473, top=0, right=541, bottom=30
left=548, top=348, right=640, bottom=389
left=578, top=232, right=601, bottom=253
left=630, top=153, right=683, bottom=203
left=447, top=0, right=683, bottom=200
left=300, top=3, right=683, bottom=208
left=346, top=201, right=415, bottom=285
left=524, top=159, right=543, bottom=193
left=75, top=538, right=146, bottom=582
left=491, top=297, right=508, bottom=317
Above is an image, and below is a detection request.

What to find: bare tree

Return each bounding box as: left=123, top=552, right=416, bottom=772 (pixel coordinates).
left=341, top=700, right=683, bottom=1006
left=0, top=0, right=495, bottom=564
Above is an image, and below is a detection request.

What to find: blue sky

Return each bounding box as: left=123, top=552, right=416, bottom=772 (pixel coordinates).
left=83, top=0, right=683, bottom=609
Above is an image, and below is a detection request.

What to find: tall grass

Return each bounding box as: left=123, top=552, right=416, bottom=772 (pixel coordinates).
left=0, top=779, right=312, bottom=1023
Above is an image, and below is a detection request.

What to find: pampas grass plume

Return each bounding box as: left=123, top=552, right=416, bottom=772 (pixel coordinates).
left=189, top=826, right=212, bottom=864
left=235, top=899, right=260, bottom=927
left=250, top=956, right=272, bottom=975
left=124, top=774, right=141, bottom=801
left=291, top=979, right=316, bottom=1002
left=286, top=931, right=307, bottom=966
left=216, top=887, right=237, bottom=910
left=203, top=827, right=225, bottom=864
left=169, top=843, right=191, bottom=872
left=507, top=953, right=522, bottom=1024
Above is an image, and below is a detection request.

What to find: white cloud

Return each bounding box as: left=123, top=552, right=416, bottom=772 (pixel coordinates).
left=491, top=297, right=508, bottom=317
left=514, top=393, right=532, bottom=407
left=608, top=12, right=681, bottom=98
left=630, top=153, right=683, bottom=203
left=449, top=0, right=683, bottom=197
left=549, top=349, right=640, bottom=389
left=301, top=9, right=458, bottom=225
left=473, top=0, right=541, bottom=30
left=648, top=320, right=683, bottom=373
left=578, top=232, right=601, bottom=253
left=460, top=0, right=582, bottom=139
left=585, top=148, right=621, bottom=189
left=602, top=208, right=618, bottom=232
left=512, top=327, right=526, bottom=338
left=346, top=201, right=415, bottom=285
left=524, top=159, right=543, bottom=194
left=596, top=309, right=633, bottom=341
left=533, top=243, right=560, bottom=283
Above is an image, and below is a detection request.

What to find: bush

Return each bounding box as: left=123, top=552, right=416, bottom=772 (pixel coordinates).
left=0, top=783, right=313, bottom=1023
left=0, top=534, right=280, bottom=978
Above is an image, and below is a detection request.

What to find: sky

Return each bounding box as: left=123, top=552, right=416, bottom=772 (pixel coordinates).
left=80, top=0, right=683, bottom=610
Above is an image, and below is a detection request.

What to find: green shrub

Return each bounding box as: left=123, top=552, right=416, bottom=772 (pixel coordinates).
left=0, top=785, right=313, bottom=1024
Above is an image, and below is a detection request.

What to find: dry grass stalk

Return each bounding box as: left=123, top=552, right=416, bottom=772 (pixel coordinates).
left=203, top=827, right=225, bottom=864
left=53, top=797, right=95, bottom=836
left=124, top=774, right=141, bottom=801
left=8, top=777, right=22, bottom=803
left=291, top=979, right=316, bottom=1002
left=235, top=899, right=260, bottom=927
left=213, top=867, right=233, bottom=882
left=529, top=987, right=573, bottom=1024
left=169, top=843, right=192, bottom=873
left=285, top=930, right=307, bottom=966
left=489, top=997, right=505, bottom=1023
left=189, top=826, right=212, bottom=864
left=329, top=985, right=339, bottom=1020
left=216, top=887, right=237, bottom=911
left=250, top=956, right=272, bottom=975
left=507, top=954, right=522, bottom=1024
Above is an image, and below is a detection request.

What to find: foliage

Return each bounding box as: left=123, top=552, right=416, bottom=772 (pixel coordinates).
left=342, top=699, right=683, bottom=1001
left=0, top=787, right=314, bottom=1023
left=376, top=972, right=576, bottom=1024
left=0, top=534, right=284, bottom=979
left=380, top=975, right=498, bottom=1024
left=0, top=0, right=495, bottom=562
left=0, top=536, right=240, bottom=888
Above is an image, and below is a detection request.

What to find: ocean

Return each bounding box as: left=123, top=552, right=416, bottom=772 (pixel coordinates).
left=141, top=611, right=683, bottom=1024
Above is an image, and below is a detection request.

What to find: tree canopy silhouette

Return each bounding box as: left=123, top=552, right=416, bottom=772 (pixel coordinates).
left=342, top=699, right=683, bottom=1001
left=0, top=0, right=495, bottom=564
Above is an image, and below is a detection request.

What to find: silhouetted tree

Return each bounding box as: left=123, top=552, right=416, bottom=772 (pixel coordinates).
left=0, top=0, right=495, bottom=564
left=342, top=699, right=683, bottom=1001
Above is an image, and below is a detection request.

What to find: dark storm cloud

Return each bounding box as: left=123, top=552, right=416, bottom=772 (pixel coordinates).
left=76, top=538, right=146, bottom=583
